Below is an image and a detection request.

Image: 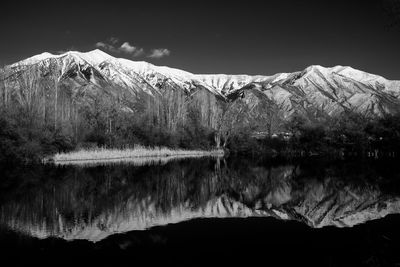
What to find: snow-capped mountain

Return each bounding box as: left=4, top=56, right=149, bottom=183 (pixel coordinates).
left=1, top=49, right=400, bottom=138
left=261, top=65, right=400, bottom=117
left=10, top=49, right=224, bottom=96
left=7, top=49, right=400, bottom=111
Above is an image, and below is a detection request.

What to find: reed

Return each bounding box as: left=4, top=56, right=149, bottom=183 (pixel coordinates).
left=51, top=145, right=224, bottom=165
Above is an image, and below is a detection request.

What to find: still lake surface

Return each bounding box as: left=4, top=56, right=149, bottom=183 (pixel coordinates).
left=1, top=157, right=400, bottom=266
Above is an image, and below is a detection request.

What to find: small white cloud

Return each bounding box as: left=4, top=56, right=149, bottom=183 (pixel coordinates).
left=148, top=48, right=171, bottom=59
left=95, top=40, right=144, bottom=57
left=120, top=42, right=137, bottom=53
left=119, top=42, right=144, bottom=57
left=133, top=48, right=145, bottom=57
left=95, top=42, right=107, bottom=48
left=95, top=42, right=118, bottom=53
left=95, top=38, right=170, bottom=59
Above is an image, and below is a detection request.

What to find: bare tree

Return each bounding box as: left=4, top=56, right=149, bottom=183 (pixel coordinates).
left=214, top=98, right=248, bottom=148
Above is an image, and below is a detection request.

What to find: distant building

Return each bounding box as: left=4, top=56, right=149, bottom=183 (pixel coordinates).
left=250, top=131, right=293, bottom=140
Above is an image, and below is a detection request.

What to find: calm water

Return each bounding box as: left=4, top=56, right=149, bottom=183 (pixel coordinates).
left=1, top=157, right=400, bottom=266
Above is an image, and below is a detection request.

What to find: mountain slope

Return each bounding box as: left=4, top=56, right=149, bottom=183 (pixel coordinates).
left=1, top=49, right=400, bottom=142
left=260, top=65, right=400, bottom=117
left=1, top=50, right=225, bottom=139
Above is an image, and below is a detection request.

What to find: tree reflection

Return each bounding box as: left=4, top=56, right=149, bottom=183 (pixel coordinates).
left=0, top=158, right=399, bottom=242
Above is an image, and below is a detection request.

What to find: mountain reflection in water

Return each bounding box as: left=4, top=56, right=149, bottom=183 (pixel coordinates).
left=0, top=158, right=400, bottom=242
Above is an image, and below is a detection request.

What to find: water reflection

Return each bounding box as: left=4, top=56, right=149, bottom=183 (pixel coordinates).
left=0, top=158, right=399, bottom=242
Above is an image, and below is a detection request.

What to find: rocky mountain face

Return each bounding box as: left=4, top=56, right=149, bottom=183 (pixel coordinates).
left=1, top=49, right=399, bottom=141
left=0, top=50, right=224, bottom=142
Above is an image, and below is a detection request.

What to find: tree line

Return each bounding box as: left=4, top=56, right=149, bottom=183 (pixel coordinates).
left=1, top=64, right=400, bottom=164
left=2, top=91, right=400, bottom=164
left=227, top=112, right=400, bottom=159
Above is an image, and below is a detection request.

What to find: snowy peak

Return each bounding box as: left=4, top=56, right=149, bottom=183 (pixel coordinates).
left=16, top=52, right=56, bottom=66
left=12, top=49, right=114, bottom=67
left=10, top=50, right=397, bottom=93
left=76, top=49, right=115, bottom=65
left=194, top=74, right=272, bottom=94
left=296, top=64, right=388, bottom=86
left=5, top=50, right=400, bottom=118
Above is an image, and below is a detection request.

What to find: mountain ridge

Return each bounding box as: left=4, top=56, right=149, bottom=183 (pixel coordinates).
left=8, top=49, right=400, bottom=112
left=1, top=49, right=400, bottom=148
left=12, top=49, right=399, bottom=79
left=10, top=49, right=399, bottom=89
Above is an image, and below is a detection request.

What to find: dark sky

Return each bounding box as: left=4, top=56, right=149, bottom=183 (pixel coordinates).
left=1, top=0, right=400, bottom=79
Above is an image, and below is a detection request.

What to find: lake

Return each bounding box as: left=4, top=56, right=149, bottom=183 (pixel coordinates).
left=1, top=157, right=400, bottom=266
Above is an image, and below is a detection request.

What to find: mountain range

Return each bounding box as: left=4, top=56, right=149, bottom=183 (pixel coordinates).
left=1, top=49, right=400, bottom=141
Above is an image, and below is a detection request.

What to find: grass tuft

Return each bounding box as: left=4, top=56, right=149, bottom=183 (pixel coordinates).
left=51, top=145, right=224, bottom=166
